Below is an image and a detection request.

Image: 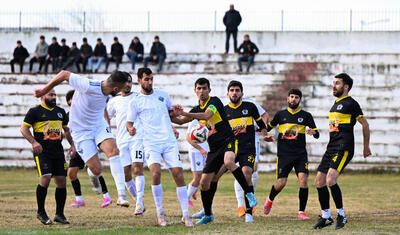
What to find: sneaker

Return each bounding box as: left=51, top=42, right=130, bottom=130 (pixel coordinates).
left=263, top=198, right=273, bottom=215
left=134, top=205, right=146, bottom=216
left=53, top=214, right=70, bottom=224
left=245, top=213, right=254, bottom=223
left=312, top=216, right=334, bottom=229
left=238, top=206, right=246, bottom=217
left=297, top=212, right=310, bottom=220
left=188, top=200, right=195, bottom=208
left=37, top=212, right=52, bottom=225
left=101, top=197, right=112, bottom=208
left=192, top=209, right=205, bottom=219
left=157, top=213, right=167, bottom=227
left=245, top=193, right=258, bottom=208
left=117, top=195, right=130, bottom=207
left=192, top=189, right=198, bottom=200
left=182, top=216, right=194, bottom=227
left=335, top=214, right=347, bottom=230
left=69, top=200, right=85, bottom=208
left=196, top=215, right=214, bottom=225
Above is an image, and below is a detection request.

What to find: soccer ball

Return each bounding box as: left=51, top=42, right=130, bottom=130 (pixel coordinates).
left=190, top=124, right=209, bottom=143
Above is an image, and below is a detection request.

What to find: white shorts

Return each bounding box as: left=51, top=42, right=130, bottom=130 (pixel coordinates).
left=144, top=142, right=182, bottom=168
left=188, top=150, right=206, bottom=172
left=255, top=137, right=260, bottom=163
left=118, top=140, right=145, bottom=167
left=71, top=122, right=114, bottom=163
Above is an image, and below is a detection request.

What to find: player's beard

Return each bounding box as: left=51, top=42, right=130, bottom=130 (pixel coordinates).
left=229, top=96, right=241, bottom=104
left=333, top=87, right=344, bottom=97
left=44, top=98, right=56, bottom=108
left=287, top=101, right=299, bottom=109
left=142, top=85, right=153, bottom=94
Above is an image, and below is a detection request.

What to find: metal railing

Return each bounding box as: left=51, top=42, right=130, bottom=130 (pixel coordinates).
left=0, top=9, right=399, bottom=32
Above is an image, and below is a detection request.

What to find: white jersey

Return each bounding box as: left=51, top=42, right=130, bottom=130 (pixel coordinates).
left=186, top=120, right=210, bottom=152
left=107, top=92, right=142, bottom=146
left=126, top=89, right=176, bottom=144
left=242, top=97, right=266, bottom=139
left=69, top=73, right=110, bottom=131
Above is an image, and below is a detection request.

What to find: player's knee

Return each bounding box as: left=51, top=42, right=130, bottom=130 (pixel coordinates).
left=90, top=166, right=102, bottom=176
left=276, top=179, right=287, bottom=190
left=68, top=172, right=77, bottom=181
left=315, top=176, right=325, bottom=187
left=326, top=177, right=336, bottom=187
left=133, top=166, right=142, bottom=176
left=109, top=147, right=120, bottom=157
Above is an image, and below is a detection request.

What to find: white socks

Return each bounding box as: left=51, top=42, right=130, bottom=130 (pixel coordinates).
left=337, top=208, right=345, bottom=216
left=125, top=179, right=137, bottom=199
left=234, top=180, right=245, bottom=207
left=136, top=175, right=145, bottom=207
left=252, top=171, right=259, bottom=191
left=176, top=186, right=189, bottom=218
left=109, top=155, right=126, bottom=196
left=322, top=209, right=331, bottom=219
left=103, top=192, right=110, bottom=199
left=76, top=195, right=83, bottom=202
left=152, top=184, right=163, bottom=215
left=187, top=184, right=198, bottom=200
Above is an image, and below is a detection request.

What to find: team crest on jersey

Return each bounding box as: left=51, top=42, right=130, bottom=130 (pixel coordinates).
left=337, top=104, right=343, bottom=110
left=196, top=161, right=201, bottom=166
left=57, top=113, right=63, bottom=119
left=298, top=117, right=303, bottom=123
left=158, top=96, right=164, bottom=102
left=242, top=109, right=248, bottom=115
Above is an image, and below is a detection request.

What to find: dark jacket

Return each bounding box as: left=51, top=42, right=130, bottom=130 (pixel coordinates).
left=59, top=45, right=70, bottom=58
left=238, top=41, right=259, bottom=57
left=48, top=43, right=61, bottom=58
left=94, top=43, right=107, bottom=57
left=128, top=41, right=144, bottom=55
left=110, top=42, right=124, bottom=57
left=150, top=42, right=166, bottom=58
left=68, top=47, right=81, bottom=59
left=13, top=46, right=29, bottom=59
left=80, top=44, right=93, bottom=57
left=223, top=10, right=242, bottom=31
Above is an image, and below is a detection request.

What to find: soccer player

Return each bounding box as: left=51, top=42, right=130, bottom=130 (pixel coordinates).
left=65, top=90, right=112, bottom=208
left=313, top=73, right=371, bottom=230
left=234, top=96, right=268, bottom=217
left=263, top=89, right=319, bottom=220
left=173, top=78, right=273, bottom=225
left=224, top=80, right=271, bottom=222
left=33, top=70, right=130, bottom=207
left=186, top=119, right=210, bottom=208
left=106, top=75, right=146, bottom=215
left=126, top=68, right=192, bottom=227
left=20, top=89, right=75, bottom=225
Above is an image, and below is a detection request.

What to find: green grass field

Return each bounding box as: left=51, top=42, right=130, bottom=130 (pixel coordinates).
left=0, top=168, right=399, bottom=234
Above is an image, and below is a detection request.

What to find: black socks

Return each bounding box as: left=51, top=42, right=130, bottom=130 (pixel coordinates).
left=36, top=184, right=47, bottom=214
left=299, top=187, right=308, bottom=212
left=99, top=176, right=108, bottom=194
left=329, top=184, right=343, bottom=209
left=55, top=188, right=67, bottom=216
left=71, top=179, right=81, bottom=196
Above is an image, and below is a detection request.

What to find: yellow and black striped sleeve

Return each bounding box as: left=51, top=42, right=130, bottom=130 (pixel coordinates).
left=267, top=111, right=280, bottom=132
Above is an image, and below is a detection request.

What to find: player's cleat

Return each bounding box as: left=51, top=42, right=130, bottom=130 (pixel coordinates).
left=192, top=209, right=205, bottom=219
left=263, top=198, right=273, bottom=215
left=157, top=213, right=167, bottom=226
left=53, top=214, right=70, bottom=224
left=117, top=195, right=130, bottom=207
left=245, top=192, right=258, bottom=207
left=245, top=213, right=254, bottom=223
left=182, top=216, right=194, bottom=227
left=335, top=214, right=347, bottom=230
left=252, top=207, right=256, bottom=214
left=69, top=200, right=85, bottom=207
left=196, top=215, right=214, bottom=225
left=134, top=205, right=146, bottom=216
left=192, top=189, right=198, bottom=200
left=297, top=212, right=310, bottom=220
left=238, top=206, right=246, bottom=217
left=188, top=200, right=195, bottom=208
left=37, top=212, right=53, bottom=225
left=312, top=216, right=334, bottom=229
left=101, top=197, right=112, bottom=208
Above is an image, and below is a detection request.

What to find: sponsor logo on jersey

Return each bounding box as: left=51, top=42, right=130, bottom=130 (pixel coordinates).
left=298, top=117, right=303, bottom=123
left=158, top=96, right=164, bottom=102
left=89, top=81, right=101, bottom=86
left=57, top=113, right=63, bottom=118
left=242, top=109, right=248, bottom=115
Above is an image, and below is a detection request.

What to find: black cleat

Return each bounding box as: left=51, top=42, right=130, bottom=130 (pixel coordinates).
left=54, top=214, right=70, bottom=224
left=312, top=216, right=334, bottom=229
left=335, top=214, right=347, bottom=230
left=37, top=212, right=53, bottom=225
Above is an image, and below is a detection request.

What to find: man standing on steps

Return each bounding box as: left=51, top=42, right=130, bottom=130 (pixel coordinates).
left=223, top=4, right=242, bottom=53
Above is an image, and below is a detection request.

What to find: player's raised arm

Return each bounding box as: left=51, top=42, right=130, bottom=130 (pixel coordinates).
left=34, top=70, right=71, bottom=98
left=357, top=116, right=371, bottom=158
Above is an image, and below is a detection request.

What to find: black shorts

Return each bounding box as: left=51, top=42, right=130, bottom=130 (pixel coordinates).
left=69, top=153, right=85, bottom=169
left=276, top=154, right=309, bottom=179
left=203, top=138, right=238, bottom=174
left=33, top=153, right=67, bottom=177
left=317, top=149, right=354, bottom=174
left=235, top=151, right=255, bottom=169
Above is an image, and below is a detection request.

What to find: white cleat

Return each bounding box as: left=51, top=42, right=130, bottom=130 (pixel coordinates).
left=192, top=209, right=205, bottom=219
left=117, top=195, right=130, bottom=207
left=245, top=213, right=254, bottom=223
left=134, top=205, right=146, bottom=216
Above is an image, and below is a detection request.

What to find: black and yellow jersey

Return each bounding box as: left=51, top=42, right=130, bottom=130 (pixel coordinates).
left=268, top=108, right=318, bottom=156
left=23, top=104, right=68, bottom=158
left=190, top=96, right=235, bottom=151
left=224, top=100, right=267, bottom=153
left=328, top=95, right=364, bottom=150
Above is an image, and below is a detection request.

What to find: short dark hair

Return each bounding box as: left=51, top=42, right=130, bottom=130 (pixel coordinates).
left=335, top=73, right=353, bottom=91
left=114, top=36, right=118, bottom=41
left=97, top=38, right=102, bottom=42
left=66, top=90, right=75, bottom=102
left=72, top=42, right=77, bottom=46
left=52, top=36, right=57, bottom=41
left=137, top=67, right=152, bottom=79
left=17, top=40, right=21, bottom=44
left=134, top=36, right=139, bottom=41
left=40, top=35, right=45, bottom=39
left=244, top=34, right=249, bottom=38
left=61, top=38, right=66, bottom=43
left=227, top=80, right=243, bottom=92
left=82, top=37, right=87, bottom=42
left=107, top=70, right=130, bottom=86
left=154, top=35, right=159, bottom=40
left=288, top=88, right=302, bottom=99
left=195, top=77, right=210, bottom=89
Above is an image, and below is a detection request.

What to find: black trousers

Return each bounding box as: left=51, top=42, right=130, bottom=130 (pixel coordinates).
left=10, top=58, right=26, bottom=72
left=29, top=56, right=46, bottom=72
left=225, top=29, right=238, bottom=53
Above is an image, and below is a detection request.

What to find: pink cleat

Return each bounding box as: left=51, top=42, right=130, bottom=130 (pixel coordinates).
left=189, top=200, right=196, bottom=208
left=101, top=197, right=112, bottom=208
left=297, top=212, right=310, bottom=220
left=192, top=189, right=198, bottom=200
left=264, top=198, right=273, bottom=215
left=69, top=200, right=85, bottom=207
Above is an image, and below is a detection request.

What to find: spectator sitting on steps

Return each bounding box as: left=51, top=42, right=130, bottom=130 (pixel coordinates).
left=143, top=36, right=166, bottom=73
left=10, top=40, right=29, bottom=73
left=237, top=34, right=259, bottom=73
left=29, top=35, right=48, bottom=73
